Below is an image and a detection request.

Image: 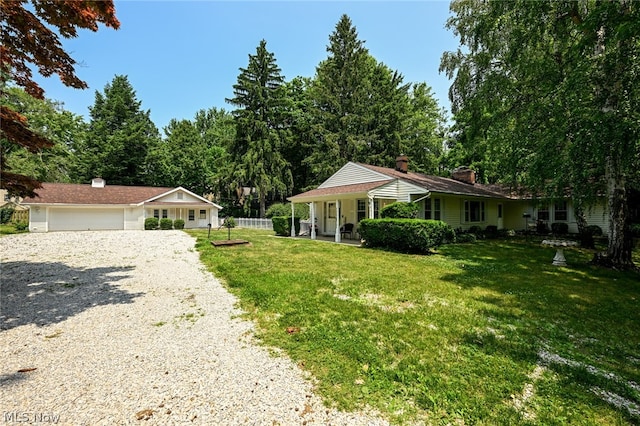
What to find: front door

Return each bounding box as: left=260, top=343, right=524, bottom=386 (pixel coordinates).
left=198, top=209, right=208, bottom=228
left=324, top=202, right=337, bottom=235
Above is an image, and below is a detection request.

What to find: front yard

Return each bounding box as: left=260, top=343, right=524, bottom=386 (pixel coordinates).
left=190, top=229, right=640, bottom=425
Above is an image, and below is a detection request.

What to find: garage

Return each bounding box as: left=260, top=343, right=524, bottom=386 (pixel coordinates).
left=49, top=208, right=124, bottom=231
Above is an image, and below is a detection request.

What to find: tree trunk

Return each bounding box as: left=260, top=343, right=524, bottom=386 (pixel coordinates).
left=259, top=191, right=266, bottom=219
left=594, top=155, right=634, bottom=269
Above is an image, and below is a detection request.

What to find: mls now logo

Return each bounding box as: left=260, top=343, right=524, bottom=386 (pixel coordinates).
left=4, top=412, right=60, bottom=424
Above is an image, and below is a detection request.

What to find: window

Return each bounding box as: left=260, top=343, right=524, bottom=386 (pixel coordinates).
left=554, top=201, right=568, bottom=221
left=374, top=199, right=380, bottom=219
left=357, top=199, right=367, bottom=222
left=177, top=192, right=183, bottom=200
left=538, top=205, right=550, bottom=221
left=327, top=203, right=336, bottom=219
left=162, top=209, right=168, bottom=219
left=498, top=204, right=503, bottom=219
left=433, top=198, right=441, bottom=221
left=199, top=210, right=206, bottom=219
left=153, top=209, right=159, bottom=219
left=188, top=210, right=195, bottom=221
left=424, top=199, right=432, bottom=219
left=464, top=200, right=485, bottom=223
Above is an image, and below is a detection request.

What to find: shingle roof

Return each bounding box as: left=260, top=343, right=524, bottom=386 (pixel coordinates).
left=357, top=164, right=512, bottom=199
left=21, top=183, right=175, bottom=205
left=288, top=181, right=390, bottom=200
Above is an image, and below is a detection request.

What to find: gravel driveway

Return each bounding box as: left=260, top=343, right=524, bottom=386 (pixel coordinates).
left=0, top=231, right=387, bottom=425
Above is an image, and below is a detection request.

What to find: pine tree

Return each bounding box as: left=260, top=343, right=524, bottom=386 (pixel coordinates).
left=226, top=40, right=292, bottom=218
left=76, top=75, right=160, bottom=185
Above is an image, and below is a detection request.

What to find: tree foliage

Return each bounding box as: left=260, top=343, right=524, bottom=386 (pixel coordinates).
left=441, top=0, right=639, bottom=268
left=74, top=75, right=160, bottom=185
left=0, top=0, right=119, bottom=196
left=226, top=40, right=292, bottom=217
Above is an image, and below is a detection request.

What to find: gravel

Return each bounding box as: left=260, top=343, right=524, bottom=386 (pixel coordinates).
left=0, top=230, right=388, bottom=425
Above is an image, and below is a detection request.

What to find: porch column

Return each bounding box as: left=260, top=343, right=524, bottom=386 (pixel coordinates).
left=310, top=202, right=316, bottom=240
left=368, top=195, right=375, bottom=219
left=335, top=199, right=341, bottom=243
left=290, top=202, right=296, bottom=237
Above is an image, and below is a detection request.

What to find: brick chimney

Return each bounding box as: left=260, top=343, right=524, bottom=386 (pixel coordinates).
left=451, top=166, right=475, bottom=185
left=395, top=155, right=408, bottom=173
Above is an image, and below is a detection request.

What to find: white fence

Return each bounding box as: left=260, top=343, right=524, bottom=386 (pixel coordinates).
left=235, top=218, right=273, bottom=230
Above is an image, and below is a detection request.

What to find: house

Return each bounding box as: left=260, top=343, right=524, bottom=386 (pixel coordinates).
left=288, top=157, right=609, bottom=242
left=21, top=178, right=222, bottom=232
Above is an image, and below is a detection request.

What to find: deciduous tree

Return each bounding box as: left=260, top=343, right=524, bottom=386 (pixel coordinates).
left=0, top=0, right=119, bottom=196
left=441, top=0, right=639, bottom=268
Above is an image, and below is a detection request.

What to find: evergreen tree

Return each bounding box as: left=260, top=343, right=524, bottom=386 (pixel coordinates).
left=76, top=75, right=160, bottom=185
left=226, top=40, right=292, bottom=218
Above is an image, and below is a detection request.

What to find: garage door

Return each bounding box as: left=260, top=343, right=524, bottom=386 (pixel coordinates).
left=49, top=208, right=124, bottom=231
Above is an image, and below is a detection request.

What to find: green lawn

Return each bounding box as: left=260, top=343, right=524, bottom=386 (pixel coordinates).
left=190, top=229, right=640, bottom=425
left=0, top=223, right=29, bottom=235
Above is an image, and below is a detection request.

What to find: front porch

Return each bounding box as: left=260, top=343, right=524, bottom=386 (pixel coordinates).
left=144, top=204, right=219, bottom=229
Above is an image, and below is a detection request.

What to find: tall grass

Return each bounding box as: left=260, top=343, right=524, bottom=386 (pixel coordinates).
left=191, top=229, right=640, bottom=425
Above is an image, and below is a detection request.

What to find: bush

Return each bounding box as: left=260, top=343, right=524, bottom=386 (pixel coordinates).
left=586, top=225, right=603, bottom=236
left=468, top=225, right=483, bottom=235
left=0, top=207, right=15, bottom=224
left=358, top=219, right=455, bottom=254
left=632, top=223, right=640, bottom=238
left=380, top=202, right=419, bottom=219
left=266, top=203, right=309, bottom=219
left=14, top=221, right=28, bottom=231
left=223, top=216, right=236, bottom=228
left=536, top=221, right=549, bottom=234
left=456, top=233, right=477, bottom=243
left=485, top=225, right=498, bottom=238
left=173, top=219, right=185, bottom=230
left=551, top=222, right=569, bottom=235
left=272, top=216, right=301, bottom=236
left=144, top=217, right=159, bottom=230
left=159, top=218, right=173, bottom=230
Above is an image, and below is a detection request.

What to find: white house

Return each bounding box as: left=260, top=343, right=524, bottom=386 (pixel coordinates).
left=21, top=178, right=222, bottom=232
left=288, top=158, right=609, bottom=242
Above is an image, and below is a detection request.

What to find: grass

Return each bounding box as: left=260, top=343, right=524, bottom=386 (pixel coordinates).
left=0, top=223, right=28, bottom=235
left=189, top=228, right=640, bottom=425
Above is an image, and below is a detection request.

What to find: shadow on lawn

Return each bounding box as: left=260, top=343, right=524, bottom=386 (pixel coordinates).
left=1, top=261, right=142, bottom=331
left=440, top=240, right=640, bottom=420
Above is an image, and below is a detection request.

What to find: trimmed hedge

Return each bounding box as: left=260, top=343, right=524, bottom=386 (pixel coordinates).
left=160, top=218, right=173, bottom=230
left=272, top=216, right=301, bottom=236
left=358, top=218, right=455, bottom=254
left=144, top=217, right=159, bottom=230
left=173, top=219, right=185, bottom=229
left=380, top=202, right=419, bottom=219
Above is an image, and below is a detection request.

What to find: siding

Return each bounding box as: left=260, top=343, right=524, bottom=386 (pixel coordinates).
left=370, top=180, right=427, bottom=202
left=319, top=162, right=391, bottom=189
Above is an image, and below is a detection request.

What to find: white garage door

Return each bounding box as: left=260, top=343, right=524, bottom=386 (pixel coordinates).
left=49, top=208, right=124, bottom=231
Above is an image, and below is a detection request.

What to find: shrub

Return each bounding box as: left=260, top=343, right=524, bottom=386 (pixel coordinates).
left=144, top=217, right=159, bottom=230
left=358, top=219, right=455, bottom=254
left=266, top=203, right=309, bottom=219
left=0, top=207, right=15, bottom=224
left=456, top=233, right=477, bottom=243
left=159, top=218, right=173, bottom=230
left=14, top=221, right=28, bottom=231
left=485, top=225, right=498, bottom=238
left=380, top=202, right=419, bottom=219
left=632, top=223, right=640, bottom=238
left=223, top=216, right=236, bottom=228
left=468, top=225, right=483, bottom=235
left=536, top=221, right=549, bottom=234
left=586, top=225, right=603, bottom=236
left=551, top=222, right=569, bottom=235
left=272, top=216, right=301, bottom=236
left=173, top=219, right=185, bottom=230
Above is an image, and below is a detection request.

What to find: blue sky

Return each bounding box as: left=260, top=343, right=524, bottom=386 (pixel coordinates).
left=35, top=1, right=460, bottom=131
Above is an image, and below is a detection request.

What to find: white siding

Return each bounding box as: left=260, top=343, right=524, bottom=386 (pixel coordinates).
left=124, top=207, right=144, bottom=230
left=28, top=207, right=48, bottom=232
left=154, top=189, right=204, bottom=204
left=369, top=180, right=427, bottom=202
left=319, top=162, right=391, bottom=189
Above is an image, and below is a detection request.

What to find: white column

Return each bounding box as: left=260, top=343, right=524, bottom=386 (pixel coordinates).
left=368, top=195, right=375, bottom=219
left=290, top=202, right=296, bottom=237
left=310, top=202, right=316, bottom=240
left=335, top=199, right=341, bottom=243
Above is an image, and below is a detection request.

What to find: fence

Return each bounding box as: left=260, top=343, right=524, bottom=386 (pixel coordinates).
left=235, top=217, right=273, bottom=230
left=12, top=210, right=29, bottom=224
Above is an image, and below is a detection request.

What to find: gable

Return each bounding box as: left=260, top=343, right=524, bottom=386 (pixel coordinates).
left=319, top=162, right=392, bottom=189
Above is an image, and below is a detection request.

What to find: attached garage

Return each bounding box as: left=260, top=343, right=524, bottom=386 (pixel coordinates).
left=48, top=207, right=124, bottom=231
